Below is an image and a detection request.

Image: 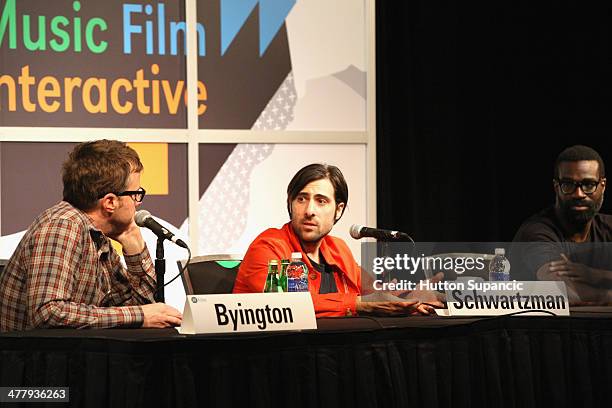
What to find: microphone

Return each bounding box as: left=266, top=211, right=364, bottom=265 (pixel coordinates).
left=350, top=224, right=414, bottom=242
left=135, top=210, right=188, bottom=248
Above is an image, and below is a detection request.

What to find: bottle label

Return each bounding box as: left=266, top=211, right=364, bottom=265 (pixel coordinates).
left=489, top=272, right=510, bottom=281
left=489, top=255, right=511, bottom=281
left=287, top=262, right=309, bottom=292
left=287, top=276, right=308, bottom=292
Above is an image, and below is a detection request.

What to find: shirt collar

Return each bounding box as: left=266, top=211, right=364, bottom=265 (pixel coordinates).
left=90, top=229, right=111, bottom=253
left=63, top=201, right=110, bottom=253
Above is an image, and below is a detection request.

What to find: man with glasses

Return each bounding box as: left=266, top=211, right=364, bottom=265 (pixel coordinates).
left=0, top=140, right=182, bottom=331
left=513, top=145, right=612, bottom=304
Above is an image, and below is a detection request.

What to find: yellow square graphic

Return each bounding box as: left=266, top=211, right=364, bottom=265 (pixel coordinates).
left=127, top=143, right=169, bottom=195
left=111, top=239, right=123, bottom=256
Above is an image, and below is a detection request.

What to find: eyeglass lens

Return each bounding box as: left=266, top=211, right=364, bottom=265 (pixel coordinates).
left=559, top=180, right=598, bottom=194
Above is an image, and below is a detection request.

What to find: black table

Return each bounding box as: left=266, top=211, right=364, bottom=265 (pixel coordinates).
left=1, top=311, right=612, bottom=408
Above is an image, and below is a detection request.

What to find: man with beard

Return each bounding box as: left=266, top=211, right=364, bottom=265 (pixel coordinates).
left=233, top=163, right=438, bottom=316
left=513, top=145, right=612, bottom=304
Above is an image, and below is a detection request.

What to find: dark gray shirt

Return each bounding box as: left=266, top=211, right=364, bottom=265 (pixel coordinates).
left=309, top=255, right=338, bottom=295
left=511, top=207, right=612, bottom=282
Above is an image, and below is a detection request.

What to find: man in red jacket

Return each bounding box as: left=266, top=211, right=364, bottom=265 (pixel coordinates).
left=233, top=163, right=435, bottom=317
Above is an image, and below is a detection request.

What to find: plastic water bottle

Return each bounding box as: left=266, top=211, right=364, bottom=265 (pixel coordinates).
left=286, top=252, right=309, bottom=292
left=489, top=248, right=510, bottom=281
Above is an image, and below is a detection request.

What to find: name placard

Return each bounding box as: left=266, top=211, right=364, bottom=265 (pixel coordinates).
left=438, top=280, right=569, bottom=316
left=178, top=293, right=317, bottom=335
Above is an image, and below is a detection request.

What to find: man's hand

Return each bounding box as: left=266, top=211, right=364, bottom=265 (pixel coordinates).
left=406, top=272, right=446, bottom=307
left=357, top=293, right=434, bottom=316
left=554, top=254, right=597, bottom=282
left=356, top=299, right=421, bottom=315
left=384, top=272, right=444, bottom=299
left=141, top=303, right=183, bottom=328
left=539, top=254, right=602, bottom=285
left=361, top=272, right=445, bottom=314
left=535, top=254, right=612, bottom=305
left=108, top=220, right=146, bottom=255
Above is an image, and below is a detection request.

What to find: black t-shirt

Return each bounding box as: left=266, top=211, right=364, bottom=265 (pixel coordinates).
left=308, top=255, right=338, bottom=295
left=513, top=207, right=612, bottom=243
left=511, top=207, right=612, bottom=280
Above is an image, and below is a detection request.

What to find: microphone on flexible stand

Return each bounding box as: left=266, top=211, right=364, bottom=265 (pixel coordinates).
left=135, top=210, right=189, bottom=303
left=135, top=210, right=188, bottom=248
left=349, top=224, right=414, bottom=242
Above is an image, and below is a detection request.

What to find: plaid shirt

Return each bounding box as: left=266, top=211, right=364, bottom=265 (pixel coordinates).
left=0, top=201, right=156, bottom=331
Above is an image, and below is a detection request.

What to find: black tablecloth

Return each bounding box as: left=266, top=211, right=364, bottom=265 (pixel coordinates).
left=1, top=312, right=612, bottom=408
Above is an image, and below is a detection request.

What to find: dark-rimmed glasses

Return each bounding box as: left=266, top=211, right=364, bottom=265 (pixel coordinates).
left=99, top=187, right=146, bottom=202
left=556, top=179, right=602, bottom=195
left=116, top=187, right=146, bottom=202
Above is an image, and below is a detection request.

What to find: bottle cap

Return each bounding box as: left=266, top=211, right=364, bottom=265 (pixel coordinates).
left=269, top=259, right=279, bottom=265
left=494, top=248, right=505, bottom=255
left=291, top=252, right=302, bottom=259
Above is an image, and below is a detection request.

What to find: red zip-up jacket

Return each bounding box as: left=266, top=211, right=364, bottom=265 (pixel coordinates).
left=233, top=223, right=361, bottom=317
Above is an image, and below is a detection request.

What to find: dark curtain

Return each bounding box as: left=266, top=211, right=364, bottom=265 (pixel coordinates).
left=1, top=317, right=612, bottom=408
left=377, top=1, right=612, bottom=241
